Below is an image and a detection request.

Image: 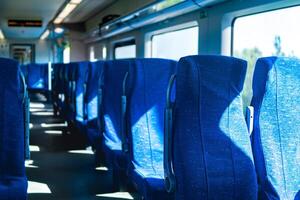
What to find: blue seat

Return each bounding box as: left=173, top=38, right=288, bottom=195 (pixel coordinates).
left=27, top=63, right=48, bottom=91
left=61, top=63, right=70, bottom=118
left=126, top=58, right=177, bottom=200
left=102, top=59, right=130, bottom=169
left=66, top=62, right=78, bottom=124
left=52, top=63, right=64, bottom=116
left=75, top=61, right=89, bottom=132
left=172, top=55, right=257, bottom=200
left=0, top=58, right=28, bottom=199
left=251, top=57, right=300, bottom=200
left=20, top=64, right=28, bottom=83
left=85, top=61, right=105, bottom=150
left=57, top=63, right=67, bottom=115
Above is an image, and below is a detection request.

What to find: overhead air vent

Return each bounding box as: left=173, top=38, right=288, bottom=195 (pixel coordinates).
left=8, top=19, right=42, bottom=27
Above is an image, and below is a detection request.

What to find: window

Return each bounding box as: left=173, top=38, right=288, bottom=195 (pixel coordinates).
left=102, top=46, right=107, bottom=60
left=89, top=46, right=97, bottom=62
left=114, top=40, right=136, bottom=59
left=63, top=46, right=70, bottom=64
left=233, top=6, right=300, bottom=107
left=151, top=26, right=198, bottom=60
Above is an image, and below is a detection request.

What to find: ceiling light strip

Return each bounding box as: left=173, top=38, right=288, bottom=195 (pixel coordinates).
left=54, top=0, right=82, bottom=24
left=40, top=30, right=50, bottom=40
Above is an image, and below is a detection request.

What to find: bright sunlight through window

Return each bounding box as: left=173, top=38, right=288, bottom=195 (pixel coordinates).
left=152, top=26, right=198, bottom=60
left=233, top=6, right=300, bottom=108
left=115, top=44, right=136, bottom=59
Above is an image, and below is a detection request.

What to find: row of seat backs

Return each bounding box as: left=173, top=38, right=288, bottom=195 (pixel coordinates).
left=21, top=63, right=48, bottom=91
left=52, top=61, right=89, bottom=122
left=171, top=56, right=299, bottom=200
left=0, top=58, right=28, bottom=199
left=50, top=56, right=299, bottom=200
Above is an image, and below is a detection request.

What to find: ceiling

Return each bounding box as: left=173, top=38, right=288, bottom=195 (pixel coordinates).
left=0, top=0, right=118, bottom=39
left=64, top=0, right=117, bottom=23
left=0, top=0, right=65, bottom=39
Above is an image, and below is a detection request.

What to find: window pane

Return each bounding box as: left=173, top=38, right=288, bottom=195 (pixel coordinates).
left=233, top=6, right=300, bottom=107
left=115, top=44, right=136, bottom=59
left=89, top=46, right=97, bottom=62
left=63, top=46, right=70, bottom=64
left=152, top=26, right=198, bottom=60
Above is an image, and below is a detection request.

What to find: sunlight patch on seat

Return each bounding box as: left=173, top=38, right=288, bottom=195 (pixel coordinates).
left=41, top=122, right=68, bottom=128
left=25, top=160, right=38, bottom=169
left=44, top=130, right=63, bottom=135
left=25, top=160, right=38, bottom=168
left=27, top=181, right=51, bottom=194
left=30, top=102, right=45, bottom=108
left=96, top=192, right=133, bottom=199
left=95, top=166, right=108, bottom=171
left=30, top=108, right=53, bottom=112
left=30, top=145, right=40, bottom=152
left=68, top=149, right=94, bottom=155
left=32, top=112, right=54, bottom=116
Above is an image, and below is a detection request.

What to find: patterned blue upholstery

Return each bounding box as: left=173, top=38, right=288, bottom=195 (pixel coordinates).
left=61, top=63, right=70, bottom=117
left=52, top=63, right=64, bottom=115
left=65, top=63, right=77, bottom=122
left=251, top=57, right=300, bottom=200
left=27, top=63, right=48, bottom=90
left=173, top=55, right=257, bottom=200
left=85, top=61, right=105, bottom=149
left=102, top=59, right=130, bottom=168
left=0, top=58, right=27, bottom=199
left=75, top=62, right=89, bottom=131
left=57, top=63, right=67, bottom=114
left=127, top=58, right=177, bottom=199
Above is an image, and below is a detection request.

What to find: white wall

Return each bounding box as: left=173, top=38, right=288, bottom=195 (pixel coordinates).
left=68, top=31, right=87, bottom=62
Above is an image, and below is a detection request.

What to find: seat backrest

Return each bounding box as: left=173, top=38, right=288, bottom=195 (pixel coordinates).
left=0, top=58, right=27, bottom=198
left=75, top=61, right=89, bottom=123
left=27, top=63, right=48, bottom=90
left=86, top=61, right=105, bottom=125
left=20, top=64, right=28, bottom=82
left=102, top=59, right=130, bottom=151
left=127, top=58, right=177, bottom=173
left=251, top=57, right=300, bottom=200
left=66, top=62, right=78, bottom=121
left=173, top=55, right=257, bottom=200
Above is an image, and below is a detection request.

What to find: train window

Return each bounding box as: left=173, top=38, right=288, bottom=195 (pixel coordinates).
left=114, top=40, right=136, bottom=59
left=233, top=6, right=300, bottom=107
left=89, top=46, right=97, bottom=62
left=151, top=26, right=198, bottom=60
left=102, top=46, right=107, bottom=60
left=63, top=46, right=70, bottom=63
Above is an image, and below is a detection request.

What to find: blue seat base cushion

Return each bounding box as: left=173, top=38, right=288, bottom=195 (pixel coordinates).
left=102, top=143, right=128, bottom=170
left=129, top=168, right=171, bottom=200
left=0, top=176, right=27, bottom=200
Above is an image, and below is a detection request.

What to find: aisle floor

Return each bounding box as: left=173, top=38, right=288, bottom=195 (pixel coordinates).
left=26, top=94, right=138, bottom=200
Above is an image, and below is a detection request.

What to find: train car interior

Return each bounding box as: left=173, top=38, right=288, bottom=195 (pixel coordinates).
left=0, top=0, right=299, bottom=199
